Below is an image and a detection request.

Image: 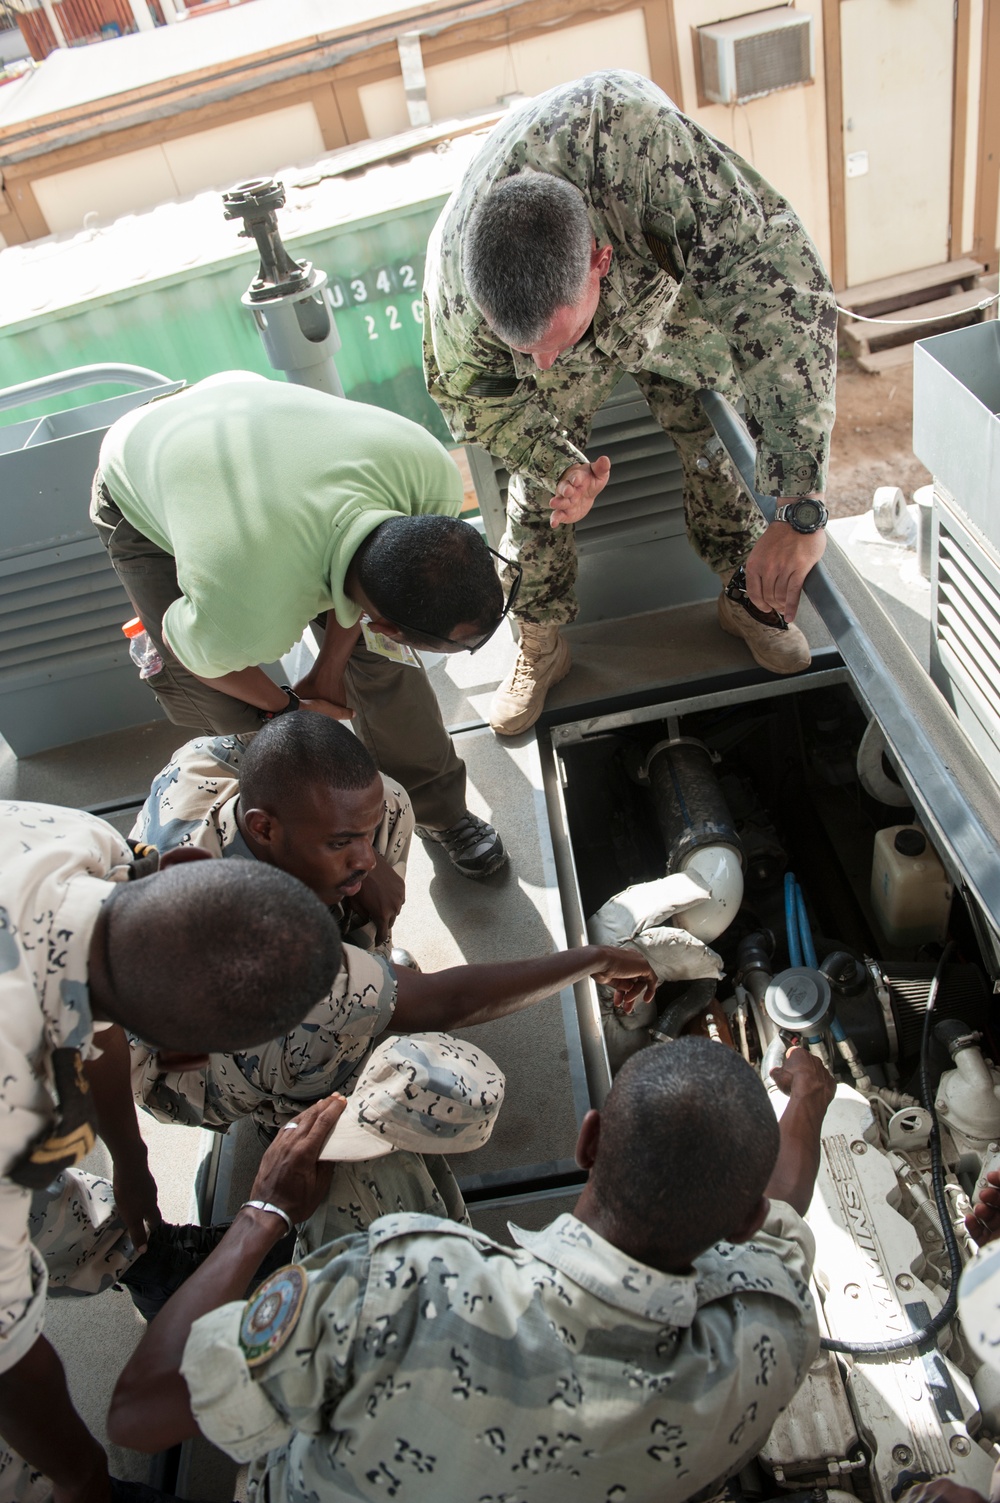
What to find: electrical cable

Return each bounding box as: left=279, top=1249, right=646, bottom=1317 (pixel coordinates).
left=835, top=293, right=999, bottom=326
left=820, top=942, right=961, bottom=1355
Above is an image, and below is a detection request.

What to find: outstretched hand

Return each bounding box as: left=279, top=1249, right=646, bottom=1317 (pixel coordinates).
left=966, top=1168, right=1000, bottom=1246
left=549, top=456, right=612, bottom=527
left=591, top=946, right=658, bottom=1013
left=250, top=1095, right=348, bottom=1226
left=769, top=1045, right=836, bottom=1107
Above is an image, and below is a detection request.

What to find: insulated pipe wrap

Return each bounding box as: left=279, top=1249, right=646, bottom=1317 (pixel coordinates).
left=645, top=740, right=742, bottom=873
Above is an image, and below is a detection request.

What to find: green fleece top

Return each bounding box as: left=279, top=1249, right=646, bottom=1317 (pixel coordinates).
left=99, top=372, right=463, bottom=679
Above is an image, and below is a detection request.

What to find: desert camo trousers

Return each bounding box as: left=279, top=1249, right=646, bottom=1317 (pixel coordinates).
left=501, top=368, right=768, bottom=625
left=0, top=1171, right=134, bottom=1502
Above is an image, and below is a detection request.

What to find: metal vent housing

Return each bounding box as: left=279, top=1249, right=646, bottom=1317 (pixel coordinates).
left=698, top=8, right=813, bottom=105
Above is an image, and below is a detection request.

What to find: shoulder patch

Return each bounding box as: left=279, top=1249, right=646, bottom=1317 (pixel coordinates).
left=239, top=1264, right=308, bottom=1367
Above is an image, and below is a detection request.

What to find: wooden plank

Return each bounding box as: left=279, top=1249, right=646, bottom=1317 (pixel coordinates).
left=951, top=0, right=972, bottom=262
left=973, top=0, right=1000, bottom=272
left=838, top=256, right=985, bottom=312
left=855, top=344, right=917, bottom=375
left=843, top=287, right=987, bottom=353
left=822, top=0, right=847, bottom=292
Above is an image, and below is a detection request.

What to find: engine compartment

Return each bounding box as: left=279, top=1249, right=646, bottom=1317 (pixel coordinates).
left=554, top=678, right=1000, bottom=1503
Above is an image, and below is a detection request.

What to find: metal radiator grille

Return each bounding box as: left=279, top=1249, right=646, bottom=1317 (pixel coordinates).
left=934, top=510, right=1000, bottom=737
left=0, top=540, right=131, bottom=684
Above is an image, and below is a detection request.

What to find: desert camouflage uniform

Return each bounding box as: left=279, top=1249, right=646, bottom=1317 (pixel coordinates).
left=126, top=738, right=467, bottom=1231
left=0, top=803, right=142, bottom=1501
left=131, top=733, right=413, bottom=957
left=424, top=70, right=837, bottom=622
left=128, top=735, right=414, bottom=1133
left=181, top=1201, right=818, bottom=1503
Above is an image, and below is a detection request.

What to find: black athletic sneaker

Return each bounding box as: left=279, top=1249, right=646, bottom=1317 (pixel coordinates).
left=414, top=812, right=507, bottom=878
left=117, top=1222, right=230, bottom=1321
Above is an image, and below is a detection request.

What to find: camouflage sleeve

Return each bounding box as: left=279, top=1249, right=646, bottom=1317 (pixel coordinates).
left=422, top=257, right=587, bottom=493
left=180, top=1239, right=370, bottom=1463
left=640, top=112, right=837, bottom=497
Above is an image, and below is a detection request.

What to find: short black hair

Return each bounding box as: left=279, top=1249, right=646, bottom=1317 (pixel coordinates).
left=241, top=714, right=379, bottom=814
left=103, top=861, right=342, bottom=1052
left=592, top=1039, right=780, bottom=1266
left=464, top=174, right=593, bottom=344
left=354, top=516, right=502, bottom=641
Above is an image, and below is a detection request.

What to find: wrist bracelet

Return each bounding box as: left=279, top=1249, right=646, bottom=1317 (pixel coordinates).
left=241, top=1199, right=295, bottom=1235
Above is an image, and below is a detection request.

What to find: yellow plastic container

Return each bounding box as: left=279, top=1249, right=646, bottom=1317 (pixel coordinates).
left=871, top=825, right=953, bottom=947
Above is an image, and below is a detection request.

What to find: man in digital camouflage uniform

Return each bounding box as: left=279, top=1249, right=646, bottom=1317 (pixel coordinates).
left=126, top=714, right=658, bottom=1235
left=0, top=800, right=340, bottom=1503
left=424, top=70, right=837, bottom=734
left=110, top=1038, right=835, bottom=1503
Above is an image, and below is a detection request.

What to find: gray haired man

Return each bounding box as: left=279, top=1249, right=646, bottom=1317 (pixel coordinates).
left=424, top=71, right=837, bottom=734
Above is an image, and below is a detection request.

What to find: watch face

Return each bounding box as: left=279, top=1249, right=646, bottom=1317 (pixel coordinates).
left=791, top=500, right=825, bottom=531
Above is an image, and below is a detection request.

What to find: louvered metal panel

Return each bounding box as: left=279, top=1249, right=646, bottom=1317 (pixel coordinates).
left=931, top=502, right=1000, bottom=781
left=465, top=376, right=717, bottom=624
left=0, top=368, right=179, bottom=754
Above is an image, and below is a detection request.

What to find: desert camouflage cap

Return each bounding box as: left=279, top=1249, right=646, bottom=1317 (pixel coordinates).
left=319, top=1032, right=505, bottom=1162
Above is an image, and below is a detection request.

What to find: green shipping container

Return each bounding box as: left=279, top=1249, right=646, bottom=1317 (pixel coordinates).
left=0, top=189, right=453, bottom=438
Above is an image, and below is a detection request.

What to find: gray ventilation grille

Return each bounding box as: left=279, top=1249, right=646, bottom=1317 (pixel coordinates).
left=0, top=540, right=132, bottom=687
left=934, top=508, right=1000, bottom=739
left=698, top=10, right=813, bottom=105
left=466, top=377, right=685, bottom=556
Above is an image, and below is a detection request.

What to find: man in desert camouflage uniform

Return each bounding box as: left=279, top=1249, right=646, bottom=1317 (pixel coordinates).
left=0, top=799, right=340, bottom=1502
left=424, top=70, right=837, bottom=733
left=110, top=1039, right=835, bottom=1503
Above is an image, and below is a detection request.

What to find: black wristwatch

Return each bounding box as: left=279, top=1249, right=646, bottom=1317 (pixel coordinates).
left=258, top=686, right=300, bottom=722
left=774, top=498, right=828, bottom=534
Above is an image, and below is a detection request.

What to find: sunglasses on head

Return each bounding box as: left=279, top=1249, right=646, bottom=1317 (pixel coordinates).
left=389, top=548, right=523, bottom=655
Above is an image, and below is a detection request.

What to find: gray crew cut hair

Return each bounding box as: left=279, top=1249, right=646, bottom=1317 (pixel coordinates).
left=463, top=174, right=594, bottom=345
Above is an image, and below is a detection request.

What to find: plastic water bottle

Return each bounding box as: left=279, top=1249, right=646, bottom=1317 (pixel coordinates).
left=122, top=616, right=163, bottom=680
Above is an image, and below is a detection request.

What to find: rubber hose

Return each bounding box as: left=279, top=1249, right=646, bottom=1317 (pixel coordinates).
left=795, top=884, right=818, bottom=969
left=785, top=872, right=803, bottom=968
left=820, top=942, right=960, bottom=1355
left=654, top=977, right=718, bottom=1041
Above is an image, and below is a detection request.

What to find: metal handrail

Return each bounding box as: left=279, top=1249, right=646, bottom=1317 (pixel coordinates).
left=0, top=364, right=174, bottom=415
left=698, top=388, right=1000, bottom=933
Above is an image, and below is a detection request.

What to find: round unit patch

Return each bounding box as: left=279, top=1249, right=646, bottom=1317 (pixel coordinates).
left=239, top=1264, right=308, bottom=1367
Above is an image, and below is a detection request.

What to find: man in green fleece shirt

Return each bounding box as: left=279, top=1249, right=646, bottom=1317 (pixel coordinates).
left=92, top=371, right=510, bottom=877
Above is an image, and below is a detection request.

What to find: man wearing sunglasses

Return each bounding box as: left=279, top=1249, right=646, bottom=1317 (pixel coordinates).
left=92, top=370, right=512, bottom=879
left=424, top=70, right=836, bottom=735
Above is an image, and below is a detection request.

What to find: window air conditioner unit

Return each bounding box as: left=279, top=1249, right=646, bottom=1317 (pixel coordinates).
left=698, top=9, right=813, bottom=106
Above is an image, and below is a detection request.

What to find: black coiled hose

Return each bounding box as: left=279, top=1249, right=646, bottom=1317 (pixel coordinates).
left=820, top=942, right=962, bottom=1356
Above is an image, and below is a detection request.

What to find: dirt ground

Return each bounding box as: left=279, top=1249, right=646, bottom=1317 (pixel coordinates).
left=827, top=351, right=931, bottom=519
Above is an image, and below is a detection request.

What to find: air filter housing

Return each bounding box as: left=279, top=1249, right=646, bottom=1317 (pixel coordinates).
left=698, top=8, right=813, bottom=105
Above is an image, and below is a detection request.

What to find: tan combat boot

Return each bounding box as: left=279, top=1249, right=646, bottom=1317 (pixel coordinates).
left=716, top=570, right=811, bottom=675
left=489, top=622, right=571, bottom=736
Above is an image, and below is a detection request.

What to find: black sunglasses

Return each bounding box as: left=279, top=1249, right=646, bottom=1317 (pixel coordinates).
left=390, top=547, right=523, bottom=655
left=725, top=563, right=788, bottom=631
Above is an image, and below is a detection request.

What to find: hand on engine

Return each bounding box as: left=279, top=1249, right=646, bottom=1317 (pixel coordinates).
left=769, top=1045, right=836, bottom=1108
left=966, top=1168, right=1000, bottom=1247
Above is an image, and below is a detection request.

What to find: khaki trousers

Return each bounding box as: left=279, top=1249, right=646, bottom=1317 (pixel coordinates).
left=91, top=475, right=467, bottom=828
